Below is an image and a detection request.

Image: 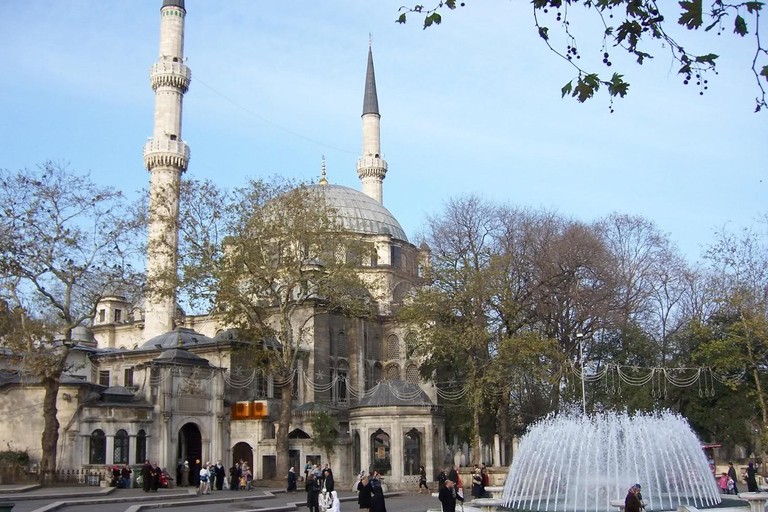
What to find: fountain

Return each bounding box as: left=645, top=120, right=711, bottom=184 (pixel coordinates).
left=501, top=411, right=721, bottom=512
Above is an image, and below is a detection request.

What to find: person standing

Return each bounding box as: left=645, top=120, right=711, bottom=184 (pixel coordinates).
left=324, top=467, right=335, bottom=492
left=306, top=473, right=321, bottom=512
left=288, top=467, right=297, bottom=493
left=439, top=479, right=460, bottom=512
left=418, top=465, right=428, bottom=493
left=305, top=460, right=312, bottom=482
left=181, top=460, right=190, bottom=487
left=215, top=461, right=226, bottom=490
left=747, top=462, right=759, bottom=492
left=357, top=474, right=372, bottom=511
left=121, top=464, right=132, bottom=489
left=472, top=467, right=483, bottom=498
left=448, top=464, right=459, bottom=487
left=230, top=463, right=240, bottom=491
left=728, top=462, right=740, bottom=494
left=142, top=460, right=152, bottom=492
left=151, top=463, right=161, bottom=492
left=625, top=485, right=642, bottom=512
left=198, top=463, right=210, bottom=495
left=370, top=482, right=387, bottom=512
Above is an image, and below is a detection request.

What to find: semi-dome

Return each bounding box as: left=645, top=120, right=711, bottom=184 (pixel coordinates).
left=310, top=184, right=408, bottom=242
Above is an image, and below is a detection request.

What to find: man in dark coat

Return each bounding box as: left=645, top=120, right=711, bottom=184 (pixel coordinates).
left=728, top=462, right=739, bottom=494
left=625, top=485, right=642, bottom=512
left=448, top=464, right=459, bottom=486
left=323, top=468, right=335, bottom=492
left=150, top=463, right=161, bottom=492
left=439, top=479, right=459, bottom=512
left=215, top=461, right=226, bottom=491
left=141, top=460, right=152, bottom=492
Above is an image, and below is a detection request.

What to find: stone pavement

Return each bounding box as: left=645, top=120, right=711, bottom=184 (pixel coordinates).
left=0, top=486, right=439, bottom=512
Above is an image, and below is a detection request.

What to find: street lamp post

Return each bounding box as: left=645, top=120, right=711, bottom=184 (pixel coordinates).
left=576, top=332, right=586, bottom=415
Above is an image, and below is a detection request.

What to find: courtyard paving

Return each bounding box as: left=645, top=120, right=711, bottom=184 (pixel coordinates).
left=0, top=486, right=439, bottom=512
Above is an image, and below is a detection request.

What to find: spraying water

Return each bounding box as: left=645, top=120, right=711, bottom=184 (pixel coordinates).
left=501, top=411, right=721, bottom=512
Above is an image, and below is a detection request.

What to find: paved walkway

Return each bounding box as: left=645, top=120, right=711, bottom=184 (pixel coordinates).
left=0, top=487, right=439, bottom=512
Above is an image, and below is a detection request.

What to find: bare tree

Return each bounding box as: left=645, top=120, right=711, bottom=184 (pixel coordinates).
left=0, top=162, right=142, bottom=479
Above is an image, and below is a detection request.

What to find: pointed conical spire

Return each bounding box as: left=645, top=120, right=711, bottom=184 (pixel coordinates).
left=362, top=41, right=379, bottom=116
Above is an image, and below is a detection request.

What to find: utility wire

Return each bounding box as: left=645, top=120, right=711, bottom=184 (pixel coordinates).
left=193, top=75, right=358, bottom=156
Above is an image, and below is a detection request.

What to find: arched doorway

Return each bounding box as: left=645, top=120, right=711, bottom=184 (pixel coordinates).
left=178, top=423, right=202, bottom=486
left=404, top=428, right=422, bottom=475
left=232, top=442, right=254, bottom=473
left=370, top=429, right=391, bottom=475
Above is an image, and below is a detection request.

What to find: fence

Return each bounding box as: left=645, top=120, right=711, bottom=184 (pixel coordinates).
left=0, top=467, right=106, bottom=486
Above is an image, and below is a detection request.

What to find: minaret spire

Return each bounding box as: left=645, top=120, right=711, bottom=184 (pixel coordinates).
left=319, top=156, right=328, bottom=185
left=357, top=43, right=387, bottom=204
left=143, top=0, right=191, bottom=339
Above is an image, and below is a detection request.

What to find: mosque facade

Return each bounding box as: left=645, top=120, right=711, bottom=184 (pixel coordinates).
left=0, top=0, right=446, bottom=487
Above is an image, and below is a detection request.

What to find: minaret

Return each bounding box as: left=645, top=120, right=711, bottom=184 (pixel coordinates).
left=356, top=42, right=388, bottom=204
left=143, top=0, right=191, bottom=339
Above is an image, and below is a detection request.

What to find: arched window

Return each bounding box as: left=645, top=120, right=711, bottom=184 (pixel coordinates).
left=370, top=335, right=380, bottom=360
left=337, top=331, right=347, bottom=358
left=386, top=364, right=400, bottom=381
left=328, top=328, right=334, bottom=359
left=336, top=361, right=348, bottom=403
left=136, top=430, right=147, bottom=463
left=114, top=429, right=129, bottom=464
left=406, top=364, right=420, bottom=385
left=371, top=429, right=391, bottom=475
left=89, top=429, right=106, bottom=465
left=405, top=332, right=418, bottom=357
left=373, top=363, right=383, bottom=384
left=387, top=334, right=400, bottom=360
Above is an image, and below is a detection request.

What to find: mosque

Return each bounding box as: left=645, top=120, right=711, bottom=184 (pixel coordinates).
left=0, top=0, right=448, bottom=487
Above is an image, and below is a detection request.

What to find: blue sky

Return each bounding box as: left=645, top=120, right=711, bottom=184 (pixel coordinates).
left=0, top=1, right=765, bottom=262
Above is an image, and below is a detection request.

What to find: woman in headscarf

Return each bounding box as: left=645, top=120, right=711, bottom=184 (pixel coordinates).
left=328, top=490, right=341, bottom=512
left=151, top=463, right=161, bottom=492
left=369, top=483, right=387, bottom=512
left=288, top=467, right=297, bottom=493
left=357, top=474, right=373, bottom=511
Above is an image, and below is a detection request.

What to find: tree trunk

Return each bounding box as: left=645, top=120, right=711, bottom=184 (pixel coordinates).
left=40, top=376, right=61, bottom=483
left=498, top=389, right=510, bottom=465
left=472, top=385, right=482, bottom=465
left=276, top=379, right=293, bottom=481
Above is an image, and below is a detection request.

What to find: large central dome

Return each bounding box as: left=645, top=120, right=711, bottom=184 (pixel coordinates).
left=310, top=184, right=408, bottom=242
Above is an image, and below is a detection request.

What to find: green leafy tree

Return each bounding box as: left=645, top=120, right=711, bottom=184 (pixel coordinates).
left=309, top=411, right=340, bottom=467
left=0, top=163, right=142, bottom=480
left=173, top=177, right=376, bottom=481
left=397, top=1, right=767, bottom=111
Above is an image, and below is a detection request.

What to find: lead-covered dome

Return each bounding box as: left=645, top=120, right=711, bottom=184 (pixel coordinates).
left=310, top=184, right=408, bottom=242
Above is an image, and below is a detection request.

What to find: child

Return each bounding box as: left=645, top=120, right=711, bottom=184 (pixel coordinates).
left=719, top=472, right=729, bottom=494
left=728, top=475, right=736, bottom=494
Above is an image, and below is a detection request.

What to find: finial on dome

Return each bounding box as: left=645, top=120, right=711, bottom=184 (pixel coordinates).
left=369, top=33, right=372, bottom=48
left=319, top=156, right=328, bottom=185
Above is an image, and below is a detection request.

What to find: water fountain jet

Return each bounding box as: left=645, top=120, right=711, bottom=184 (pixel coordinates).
left=501, top=411, right=720, bottom=512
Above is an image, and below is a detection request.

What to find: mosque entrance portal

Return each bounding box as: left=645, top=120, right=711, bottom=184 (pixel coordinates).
left=178, top=423, right=202, bottom=485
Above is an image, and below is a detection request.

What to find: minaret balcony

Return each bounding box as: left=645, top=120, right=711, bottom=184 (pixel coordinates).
left=356, top=157, right=388, bottom=178
left=150, top=61, right=191, bottom=92
left=143, top=138, right=190, bottom=171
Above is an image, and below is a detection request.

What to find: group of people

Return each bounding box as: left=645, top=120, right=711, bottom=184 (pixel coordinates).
left=304, top=462, right=342, bottom=512
left=719, top=461, right=760, bottom=494
left=471, top=463, right=491, bottom=498
left=176, top=459, right=252, bottom=494
left=139, top=460, right=166, bottom=492
left=110, top=464, right=133, bottom=489
left=437, top=464, right=465, bottom=512
left=355, top=469, right=387, bottom=512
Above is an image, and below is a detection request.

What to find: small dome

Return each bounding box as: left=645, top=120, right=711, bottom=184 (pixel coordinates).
left=153, top=347, right=210, bottom=366
left=140, top=327, right=214, bottom=350
left=310, top=184, right=408, bottom=242
left=353, top=380, right=433, bottom=408
left=72, top=325, right=94, bottom=342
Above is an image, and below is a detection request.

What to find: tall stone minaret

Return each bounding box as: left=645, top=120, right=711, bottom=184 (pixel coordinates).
left=143, top=0, right=191, bottom=339
left=356, top=42, right=388, bottom=204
